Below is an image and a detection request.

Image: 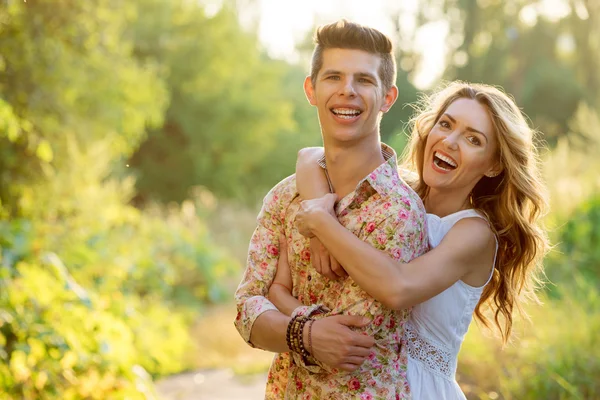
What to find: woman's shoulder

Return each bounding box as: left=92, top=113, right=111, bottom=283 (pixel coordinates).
left=446, top=216, right=496, bottom=253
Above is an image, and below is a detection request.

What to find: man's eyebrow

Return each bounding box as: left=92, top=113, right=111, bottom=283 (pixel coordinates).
left=443, top=112, right=489, bottom=141
left=355, top=72, right=378, bottom=81
left=321, top=69, right=342, bottom=76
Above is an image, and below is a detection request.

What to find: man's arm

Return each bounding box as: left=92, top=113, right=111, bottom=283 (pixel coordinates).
left=234, top=180, right=293, bottom=352
left=234, top=179, right=376, bottom=371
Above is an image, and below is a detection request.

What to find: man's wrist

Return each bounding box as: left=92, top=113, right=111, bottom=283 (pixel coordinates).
left=302, top=318, right=317, bottom=365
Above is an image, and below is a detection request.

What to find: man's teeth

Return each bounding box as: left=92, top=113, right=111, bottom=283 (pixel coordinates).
left=434, top=152, right=457, bottom=168
left=332, top=108, right=361, bottom=119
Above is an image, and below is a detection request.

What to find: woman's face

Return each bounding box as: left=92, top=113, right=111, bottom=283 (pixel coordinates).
left=422, top=98, right=501, bottom=193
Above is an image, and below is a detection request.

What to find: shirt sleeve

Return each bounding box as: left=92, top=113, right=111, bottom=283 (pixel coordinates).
left=234, top=179, right=291, bottom=347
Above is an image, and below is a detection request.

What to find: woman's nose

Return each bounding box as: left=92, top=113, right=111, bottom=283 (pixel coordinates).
left=442, top=133, right=459, bottom=151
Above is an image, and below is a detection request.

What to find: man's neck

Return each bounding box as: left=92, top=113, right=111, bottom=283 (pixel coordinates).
left=324, top=139, right=386, bottom=199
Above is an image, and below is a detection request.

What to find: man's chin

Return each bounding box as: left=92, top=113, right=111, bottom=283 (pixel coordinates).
left=326, top=128, right=366, bottom=143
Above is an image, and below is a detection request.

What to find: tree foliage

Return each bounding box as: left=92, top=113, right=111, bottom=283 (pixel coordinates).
left=128, top=3, right=309, bottom=204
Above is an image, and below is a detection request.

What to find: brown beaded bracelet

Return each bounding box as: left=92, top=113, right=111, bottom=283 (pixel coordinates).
left=287, top=315, right=303, bottom=353
left=286, top=315, right=311, bottom=360
left=307, top=319, right=315, bottom=356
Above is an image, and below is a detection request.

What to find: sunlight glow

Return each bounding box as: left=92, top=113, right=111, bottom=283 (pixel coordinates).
left=257, top=0, right=444, bottom=89
left=255, top=0, right=574, bottom=89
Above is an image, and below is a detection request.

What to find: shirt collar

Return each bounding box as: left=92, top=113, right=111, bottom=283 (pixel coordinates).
left=317, top=143, right=400, bottom=197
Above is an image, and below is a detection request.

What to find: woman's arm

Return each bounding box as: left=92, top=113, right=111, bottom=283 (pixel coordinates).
left=296, top=147, right=329, bottom=198
left=297, top=195, right=496, bottom=309
left=296, top=147, right=347, bottom=279
left=268, top=236, right=303, bottom=316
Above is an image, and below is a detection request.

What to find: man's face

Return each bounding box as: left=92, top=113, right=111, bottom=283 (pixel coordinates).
left=304, top=48, right=397, bottom=145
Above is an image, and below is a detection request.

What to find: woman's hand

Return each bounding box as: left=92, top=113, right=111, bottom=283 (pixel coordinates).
left=296, top=193, right=338, bottom=237
left=296, top=194, right=348, bottom=280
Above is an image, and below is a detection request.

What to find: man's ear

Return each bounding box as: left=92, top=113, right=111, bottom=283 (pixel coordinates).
left=380, top=85, right=398, bottom=113
left=304, top=76, right=317, bottom=106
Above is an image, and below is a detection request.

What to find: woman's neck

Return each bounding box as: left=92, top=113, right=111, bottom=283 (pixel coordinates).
left=424, top=188, right=472, bottom=218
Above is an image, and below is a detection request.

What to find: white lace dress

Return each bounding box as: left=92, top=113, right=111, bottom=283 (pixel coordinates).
left=405, top=209, right=496, bottom=399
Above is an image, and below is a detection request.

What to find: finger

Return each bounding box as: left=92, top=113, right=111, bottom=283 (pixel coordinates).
left=344, top=355, right=368, bottom=365
left=311, top=245, right=322, bottom=275
left=348, top=345, right=372, bottom=358
left=330, top=256, right=347, bottom=278
left=319, top=246, right=336, bottom=280
left=338, top=363, right=362, bottom=372
left=350, top=334, right=376, bottom=349
left=295, top=219, right=312, bottom=238
left=335, top=315, right=371, bottom=328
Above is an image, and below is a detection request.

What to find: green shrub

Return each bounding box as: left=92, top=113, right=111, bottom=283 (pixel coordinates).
left=550, top=194, right=600, bottom=284
left=0, top=195, right=237, bottom=399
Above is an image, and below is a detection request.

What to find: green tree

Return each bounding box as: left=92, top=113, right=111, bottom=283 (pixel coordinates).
left=128, top=2, right=298, bottom=204
left=0, top=0, right=166, bottom=217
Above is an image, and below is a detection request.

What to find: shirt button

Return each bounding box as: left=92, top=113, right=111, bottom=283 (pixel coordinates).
left=307, top=275, right=312, bottom=281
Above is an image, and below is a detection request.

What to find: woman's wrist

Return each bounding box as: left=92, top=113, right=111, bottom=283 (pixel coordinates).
left=309, top=209, right=337, bottom=236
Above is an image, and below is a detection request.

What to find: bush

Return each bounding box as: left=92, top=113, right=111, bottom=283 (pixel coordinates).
left=549, top=194, right=600, bottom=284
left=0, top=195, right=238, bottom=398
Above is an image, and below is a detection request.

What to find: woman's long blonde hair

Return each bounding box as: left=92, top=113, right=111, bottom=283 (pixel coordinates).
left=402, top=81, right=550, bottom=343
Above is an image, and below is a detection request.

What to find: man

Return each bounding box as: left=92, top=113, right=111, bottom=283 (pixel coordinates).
left=234, top=20, right=428, bottom=399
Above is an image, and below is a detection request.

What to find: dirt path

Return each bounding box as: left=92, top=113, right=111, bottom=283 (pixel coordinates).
left=156, top=369, right=267, bottom=400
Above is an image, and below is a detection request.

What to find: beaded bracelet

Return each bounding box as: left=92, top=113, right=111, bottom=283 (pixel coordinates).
left=307, top=319, right=315, bottom=356
left=285, top=315, right=311, bottom=361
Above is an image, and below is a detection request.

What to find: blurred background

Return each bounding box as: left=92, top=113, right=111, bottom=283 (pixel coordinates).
left=0, top=0, right=599, bottom=399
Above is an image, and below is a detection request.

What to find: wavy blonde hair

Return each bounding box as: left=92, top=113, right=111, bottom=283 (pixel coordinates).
left=401, top=81, right=550, bottom=343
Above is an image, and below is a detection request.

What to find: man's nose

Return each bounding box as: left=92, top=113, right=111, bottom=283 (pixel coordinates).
left=340, top=79, right=357, bottom=97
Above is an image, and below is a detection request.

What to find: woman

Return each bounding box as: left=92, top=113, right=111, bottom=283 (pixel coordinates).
left=268, top=82, right=549, bottom=399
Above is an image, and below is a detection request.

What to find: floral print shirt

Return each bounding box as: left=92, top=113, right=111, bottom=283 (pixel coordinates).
left=234, top=144, right=429, bottom=399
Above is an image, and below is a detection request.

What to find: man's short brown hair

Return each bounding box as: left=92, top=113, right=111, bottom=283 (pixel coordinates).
left=310, top=19, right=397, bottom=92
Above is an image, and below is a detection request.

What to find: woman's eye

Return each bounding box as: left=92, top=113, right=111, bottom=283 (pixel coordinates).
left=439, top=121, right=450, bottom=129
left=468, top=136, right=481, bottom=145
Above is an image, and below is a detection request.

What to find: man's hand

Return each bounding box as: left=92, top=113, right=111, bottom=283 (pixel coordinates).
left=305, top=315, right=375, bottom=372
